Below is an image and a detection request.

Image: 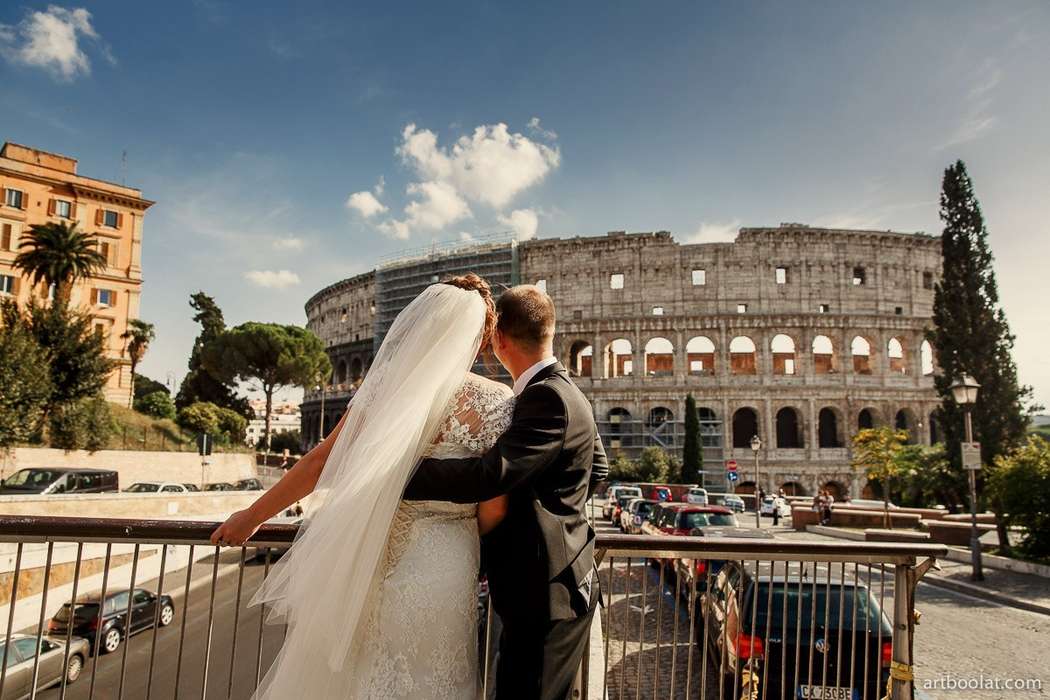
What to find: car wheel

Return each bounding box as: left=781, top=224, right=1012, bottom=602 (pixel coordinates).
left=102, top=627, right=122, bottom=654
left=159, top=603, right=175, bottom=627
left=65, top=653, right=84, bottom=683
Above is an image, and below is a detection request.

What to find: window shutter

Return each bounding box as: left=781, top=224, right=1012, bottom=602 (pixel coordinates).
left=70, top=203, right=78, bottom=220
left=116, top=212, right=124, bottom=229
left=91, top=288, right=98, bottom=305
left=95, top=209, right=104, bottom=226
left=110, top=289, right=118, bottom=307
left=1, top=224, right=10, bottom=251
left=19, top=191, right=28, bottom=210
left=11, top=277, right=19, bottom=294
left=47, top=199, right=56, bottom=216
left=111, top=242, right=119, bottom=265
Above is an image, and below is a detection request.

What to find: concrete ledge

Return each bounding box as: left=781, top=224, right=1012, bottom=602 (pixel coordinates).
left=0, top=491, right=261, bottom=518
left=864, top=528, right=931, bottom=543
left=2, top=447, right=256, bottom=486
left=806, top=525, right=866, bottom=541
left=924, top=520, right=997, bottom=546
left=941, top=546, right=1050, bottom=579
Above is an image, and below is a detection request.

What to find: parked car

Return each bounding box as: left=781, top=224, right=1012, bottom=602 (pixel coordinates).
left=611, top=490, right=644, bottom=525
left=203, top=482, right=236, bottom=491
left=649, top=486, right=673, bottom=502
left=643, top=504, right=739, bottom=571
left=0, top=634, right=88, bottom=698
left=234, top=478, right=264, bottom=491
left=686, top=487, right=709, bottom=505
left=760, top=496, right=791, bottom=518
left=700, top=561, right=891, bottom=700
left=674, top=526, right=771, bottom=595
left=123, top=481, right=189, bottom=493
left=710, top=494, right=746, bottom=512
left=0, top=468, right=118, bottom=496
left=603, top=486, right=642, bottom=519
left=48, top=588, right=175, bottom=655
left=620, top=498, right=657, bottom=534
left=182, top=483, right=201, bottom=492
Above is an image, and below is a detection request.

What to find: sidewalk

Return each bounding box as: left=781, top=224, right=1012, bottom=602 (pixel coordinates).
left=920, top=557, right=1050, bottom=616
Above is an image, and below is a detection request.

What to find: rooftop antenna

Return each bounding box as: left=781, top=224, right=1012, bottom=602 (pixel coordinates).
left=121, top=150, right=127, bottom=185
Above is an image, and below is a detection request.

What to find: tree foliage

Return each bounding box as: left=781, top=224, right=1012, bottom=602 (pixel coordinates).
left=134, top=374, right=169, bottom=400
left=120, top=319, right=155, bottom=408
left=0, top=302, right=52, bottom=447
left=893, top=443, right=967, bottom=511
left=682, top=393, right=703, bottom=485
left=175, top=292, right=249, bottom=417
left=202, top=322, right=330, bottom=450
left=136, top=390, right=176, bottom=420
left=987, top=436, right=1050, bottom=561
left=12, top=221, right=106, bottom=308
left=852, top=427, right=909, bottom=527
left=261, top=429, right=303, bottom=454
left=46, top=394, right=114, bottom=453
left=176, top=401, right=248, bottom=445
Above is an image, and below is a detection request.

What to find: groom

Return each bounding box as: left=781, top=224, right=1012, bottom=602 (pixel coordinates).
left=404, top=284, right=609, bottom=700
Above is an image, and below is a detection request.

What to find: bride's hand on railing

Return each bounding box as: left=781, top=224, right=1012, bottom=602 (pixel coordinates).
left=211, top=508, right=263, bottom=546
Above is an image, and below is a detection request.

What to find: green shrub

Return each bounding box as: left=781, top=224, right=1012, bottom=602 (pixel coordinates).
left=49, top=402, right=88, bottom=451
left=136, top=390, right=176, bottom=420
left=215, top=407, right=247, bottom=444
left=988, top=436, right=1050, bottom=561
left=0, top=303, right=52, bottom=447
left=177, top=401, right=222, bottom=435
left=82, top=395, right=114, bottom=453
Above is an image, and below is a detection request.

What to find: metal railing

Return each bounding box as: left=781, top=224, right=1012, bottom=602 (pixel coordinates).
left=0, top=516, right=943, bottom=700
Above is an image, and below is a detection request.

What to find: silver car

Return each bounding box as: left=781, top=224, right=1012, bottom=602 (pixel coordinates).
left=0, top=634, right=88, bottom=699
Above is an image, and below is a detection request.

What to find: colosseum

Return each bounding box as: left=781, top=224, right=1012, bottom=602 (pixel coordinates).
left=302, top=224, right=943, bottom=499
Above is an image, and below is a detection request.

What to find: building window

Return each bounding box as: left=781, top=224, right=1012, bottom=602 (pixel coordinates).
left=535, top=279, right=547, bottom=293
left=818, top=304, right=830, bottom=313
left=691, top=269, right=706, bottom=286
left=573, top=309, right=582, bottom=321
left=737, top=303, right=747, bottom=314
left=93, top=322, right=108, bottom=339
left=652, top=306, right=664, bottom=316
left=775, top=266, right=788, bottom=284
left=95, top=288, right=117, bottom=307
left=54, top=200, right=72, bottom=219
left=4, top=189, right=26, bottom=209
left=610, top=273, right=624, bottom=290
left=895, top=306, right=903, bottom=316
left=922, top=271, right=934, bottom=290
left=852, top=266, right=866, bottom=286
left=0, top=274, right=15, bottom=295
left=102, top=210, right=119, bottom=228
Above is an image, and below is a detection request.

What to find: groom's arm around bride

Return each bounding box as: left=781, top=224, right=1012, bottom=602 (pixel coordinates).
left=403, top=284, right=608, bottom=700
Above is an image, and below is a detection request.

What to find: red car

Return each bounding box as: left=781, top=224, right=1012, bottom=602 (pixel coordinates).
left=642, top=503, right=739, bottom=572
left=648, top=486, right=672, bottom=502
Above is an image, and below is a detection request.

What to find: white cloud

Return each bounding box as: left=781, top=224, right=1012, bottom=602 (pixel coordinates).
left=497, top=208, right=539, bottom=241
left=397, top=122, right=560, bottom=209
left=0, top=6, right=109, bottom=81
left=936, top=59, right=1000, bottom=151
left=272, top=237, right=304, bottom=251
left=346, top=190, right=388, bottom=218
left=526, top=116, right=558, bottom=141
left=374, top=175, right=385, bottom=197
left=244, top=270, right=301, bottom=289
left=377, top=180, right=471, bottom=240
left=685, top=219, right=742, bottom=243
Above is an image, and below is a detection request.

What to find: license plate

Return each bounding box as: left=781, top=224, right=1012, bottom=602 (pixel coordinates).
left=797, top=686, right=856, bottom=700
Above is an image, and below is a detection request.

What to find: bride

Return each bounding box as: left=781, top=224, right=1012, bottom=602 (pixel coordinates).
left=210, top=274, right=514, bottom=698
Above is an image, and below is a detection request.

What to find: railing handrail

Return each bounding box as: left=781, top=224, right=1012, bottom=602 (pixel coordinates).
left=0, top=515, right=948, bottom=563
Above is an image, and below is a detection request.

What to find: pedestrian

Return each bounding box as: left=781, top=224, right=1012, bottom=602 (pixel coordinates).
left=772, top=496, right=781, bottom=526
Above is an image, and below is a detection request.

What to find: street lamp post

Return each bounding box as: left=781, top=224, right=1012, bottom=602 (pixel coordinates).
left=314, top=383, right=328, bottom=447
left=950, top=373, right=983, bottom=582
left=750, top=434, right=762, bottom=527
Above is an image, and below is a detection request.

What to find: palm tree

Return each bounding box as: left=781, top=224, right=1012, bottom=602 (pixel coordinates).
left=121, top=319, right=156, bottom=409
left=13, top=221, right=107, bottom=308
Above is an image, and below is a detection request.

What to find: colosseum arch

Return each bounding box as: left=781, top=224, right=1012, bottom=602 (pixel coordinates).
left=895, top=407, right=918, bottom=443
left=857, top=407, right=878, bottom=431
left=350, top=357, right=363, bottom=383
left=888, top=337, right=908, bottom=374
left=770, top=334, right=798, bottom=375
left=335, top=359, right=348, bottom=386
left=604, top=338, right=633, bottom=378
left=568, top=340, right=593, bottom=377
left=729, top=336, right=757, bottom=375
left=850, top=336, right=874, bottom=374
left=732, top=407, right=760, bottom=448
left=647, top=406, right=674, bottom=427
left=822, top=480, right=847, bottom=501
left=686, top=335, right=716, bottom=375
left=818, top=407, right=844, bottom=448
left=644, top=337, right=674, bottom=377
left=920, top=339, right=935, bottom=376
left=929, top=408, right=942, bottom=444
left=812, top=335, right=837, bottom=374
left=775, top=406, right=804, bottom=448
left=607, top=407, right=633, bottom=448
left=780, top=481, right=807, bottom=496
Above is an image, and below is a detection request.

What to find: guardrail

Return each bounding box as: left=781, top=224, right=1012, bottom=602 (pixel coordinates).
left=0, top=516, right=944, bottom=700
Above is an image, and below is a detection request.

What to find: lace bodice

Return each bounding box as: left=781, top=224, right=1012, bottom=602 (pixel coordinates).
left=426, top=372, right=515, bottom=458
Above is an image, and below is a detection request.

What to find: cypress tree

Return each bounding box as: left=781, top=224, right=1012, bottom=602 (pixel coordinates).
left=928, top=160, right=1038, bottom=551
left=682, top=393, right=703, bottom=486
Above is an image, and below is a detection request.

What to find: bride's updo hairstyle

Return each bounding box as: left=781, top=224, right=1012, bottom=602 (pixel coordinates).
left=441, top=273, right=497, bottom=352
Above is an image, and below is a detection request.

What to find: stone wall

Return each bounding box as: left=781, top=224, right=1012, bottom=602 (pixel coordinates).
left=2, top=448, right=257, bottom=487
left=0, top=491, right=260, bottom=518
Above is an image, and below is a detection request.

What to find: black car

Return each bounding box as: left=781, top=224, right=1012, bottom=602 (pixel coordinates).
left=701, top=561, right=892, bottom=700
left=49, top=588, right=176, bottom=655
left=0, top=468, right=119, bottom=496
left=234, top=478, right=264, bottom=491
left=203, top=482, right=236, bottom=491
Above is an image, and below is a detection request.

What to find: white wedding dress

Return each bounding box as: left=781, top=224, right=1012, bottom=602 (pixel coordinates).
left=344, top=372, right=515, bottom=698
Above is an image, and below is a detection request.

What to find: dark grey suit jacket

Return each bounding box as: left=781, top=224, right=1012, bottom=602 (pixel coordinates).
left=402, top=361, right=609, bottom=622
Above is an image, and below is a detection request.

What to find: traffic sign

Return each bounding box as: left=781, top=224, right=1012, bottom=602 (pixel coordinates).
left=727, top=471, right=739, bottom=482
left=962, top=442, right=982, bottom=470
left=726, top=460, right=738, bottom=471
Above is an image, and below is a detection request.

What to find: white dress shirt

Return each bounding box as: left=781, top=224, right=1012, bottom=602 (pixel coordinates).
left=512, top=356, right=558, bottom=396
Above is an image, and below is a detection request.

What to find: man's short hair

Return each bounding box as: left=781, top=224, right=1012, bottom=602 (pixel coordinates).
left=496, top=285, right=555, bottom=350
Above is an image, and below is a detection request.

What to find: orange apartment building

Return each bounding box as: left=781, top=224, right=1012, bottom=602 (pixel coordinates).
left=0, top=142, right=154, bottom=405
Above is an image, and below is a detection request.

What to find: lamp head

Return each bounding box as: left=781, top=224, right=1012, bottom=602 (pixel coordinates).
left=749, top=434, right=762, bottom=452
left=949, top=373, right=980, bottom=405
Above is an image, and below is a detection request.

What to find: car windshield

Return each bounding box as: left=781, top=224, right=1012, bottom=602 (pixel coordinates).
left=126, top=483, right=160, bottom=492
left=744, top=582, right=890, bottom=635
left=682, top=512, right=737, bottom=528
left=636, top=503, right=654, bottom=516
left=619, top=489, right=641, bottom=498
left=53, top=602, right=99, bottom=623
left=3, top=469, right=62, bottom=487
left=617, top=495, right=636, bottom=506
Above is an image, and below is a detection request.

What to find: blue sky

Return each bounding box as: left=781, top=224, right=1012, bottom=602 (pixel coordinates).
left=1, top=1, right=1048, bottom=407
